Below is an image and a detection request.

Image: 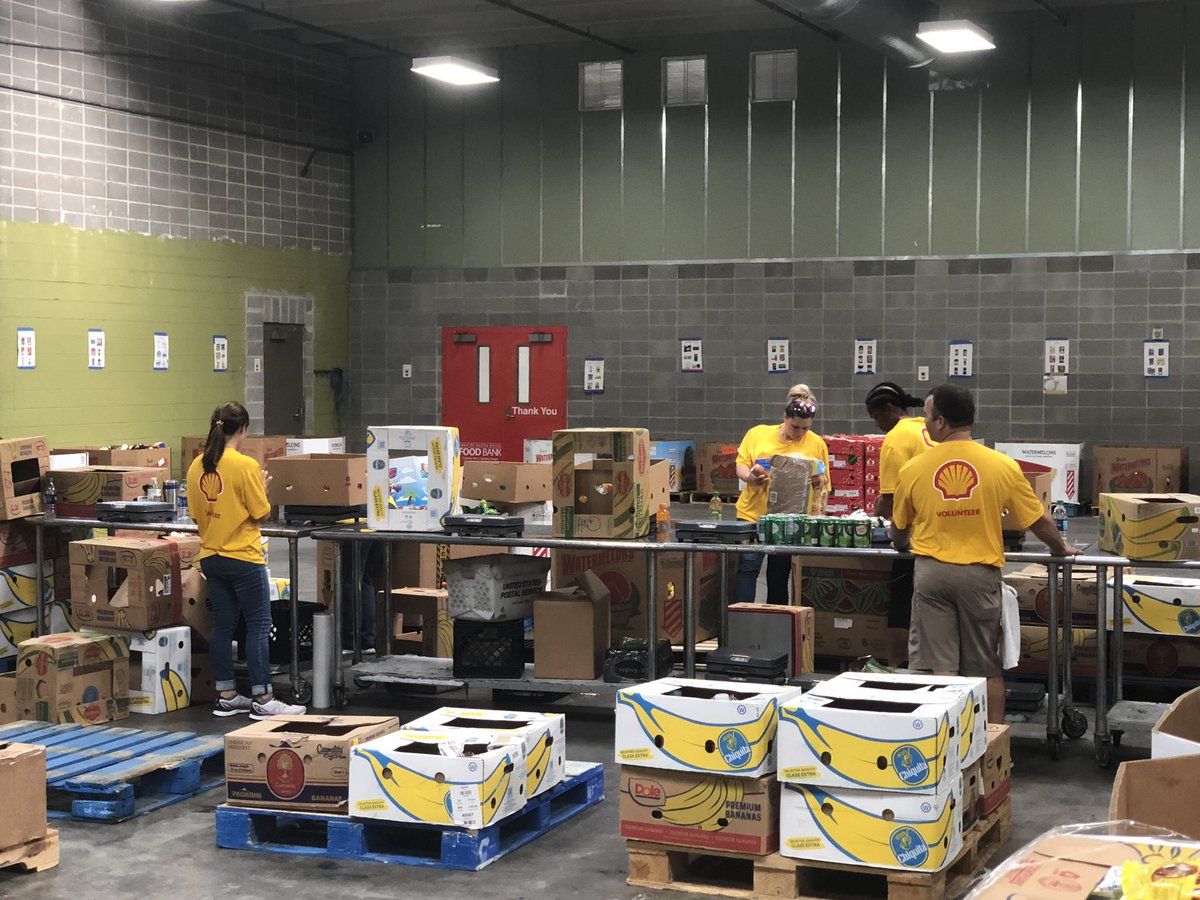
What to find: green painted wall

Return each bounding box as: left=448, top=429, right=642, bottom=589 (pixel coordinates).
left=0, top=220, right=348, bottom=472
left=354, top=3, right=1200, bottom=266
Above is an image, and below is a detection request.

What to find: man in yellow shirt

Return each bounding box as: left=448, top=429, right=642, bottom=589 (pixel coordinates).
left=891, top=384, right=1077, bottom=722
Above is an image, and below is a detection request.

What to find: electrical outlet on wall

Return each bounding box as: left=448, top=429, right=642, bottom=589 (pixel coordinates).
left=253, top=357, right=262, bottom=373
left=1152, top=327, right=1164, bottom=340
left=402, top=364, right=412, bottom=379
left=918, top=366, right=930, bottom=382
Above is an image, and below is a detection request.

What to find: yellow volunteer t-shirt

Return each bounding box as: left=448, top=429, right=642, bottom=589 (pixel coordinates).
left=892, top=440, right=1045, bottom=569
left=186, top=449, right=271, bottom=564
left=735, top=425, right=829, bottom=523
left=879, top=416, right=936, bottom=494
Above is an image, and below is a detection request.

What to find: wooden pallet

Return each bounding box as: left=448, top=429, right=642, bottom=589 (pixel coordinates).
left=627, top=797, right=1012, bottom=900
left=0, top=829, right=60, bottom=874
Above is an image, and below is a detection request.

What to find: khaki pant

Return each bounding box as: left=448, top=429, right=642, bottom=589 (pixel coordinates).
left=909, top=556, right=1003, bottom=678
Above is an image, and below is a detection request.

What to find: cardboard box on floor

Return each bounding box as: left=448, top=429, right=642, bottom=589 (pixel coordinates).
left=552, top=428, right=652, bottom=539
left=461, top=462, right=551, bottom=504
left=0, top=743, right=47, bottom=850
left=1097, top=492, right=1200, bottom=561
left=1111, top=754, right=1200, bottom=839
left=390, top=588, right=453, bottom=657
left=1003, top=564, right=1099, bottom=626
left=1015, top=625, right=1098, bottom=676
left=533, top=570, right=610, bottom=680
left=125, top=626, right=191, bottom=715
left=190, top=652, right=216, bottom=704
left=180, top=435, right=287, bottom=475
left=981, top=723, right=1012, bottom=815
left=16, top=631, right=130, bottom=724
left=1093, top=444, right=1189, bottom=498
left=55, top=446, right=171, bottom=470
left=1151, top=687, right=1200, bottom=758
left=1001, top=459, right=1053, bottom=530
left=53, top=466, right=163, bottom=517
left=266, top=453, right=367, bottom=508
left=70, top=535, right=200, bottom=631
left=179, top=567, right=212, bottom=649
left=695, top=442, right=740, bottom=496
left=0, top=437, right=49, bottom=521
left=812, top=612, right=908, bottom=664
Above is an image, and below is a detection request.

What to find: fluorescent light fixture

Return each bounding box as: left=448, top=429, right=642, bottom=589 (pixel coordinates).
left=411, top=56, right=498, bottom=85
left=917, top=20, right=995, bottom=53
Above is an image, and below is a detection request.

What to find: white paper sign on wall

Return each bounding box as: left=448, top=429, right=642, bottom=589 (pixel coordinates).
left=17, top=328, right=34, bottom=370
left=949, top=340, right=973, bottom=379
left=584, top=357, right=605, bottom=394
left=1145, top=339, right=1169, bottom=378
left=854, top=339, right=877, bottom=375
left=1045, top=338, right=1069, bottom=375
left=680, top=338, right=703, bottom=373
left=88, top=329, right=105, bottom=370
left=767, top=338, right=789, bottom=373
left=153, top=332, right=169, bottom=370
left=213, top=335, right=228, bottom=372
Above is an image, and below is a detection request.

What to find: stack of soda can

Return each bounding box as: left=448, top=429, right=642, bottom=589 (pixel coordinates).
left=757, top=514, right=870, bottom=549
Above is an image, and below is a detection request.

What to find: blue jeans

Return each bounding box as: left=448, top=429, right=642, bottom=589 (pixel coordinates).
left=201, top=554, right=272, bottom=697
left=736, top=551, right=793, bottom=604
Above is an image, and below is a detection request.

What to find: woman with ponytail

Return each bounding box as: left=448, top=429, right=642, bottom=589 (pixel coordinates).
left=186, top=402, right=305, bottom=719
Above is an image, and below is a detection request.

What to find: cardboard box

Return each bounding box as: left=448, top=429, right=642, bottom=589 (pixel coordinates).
left=1111, top=754, right=1200, bottom=839
left=552, top=428, right=651, bottom=539
left=366, top=425, right=462, bottom=533
left=646, top=459, right=671, bottom=520
left=224, top=715, right=400, bottom=812
left=55, top=446, right=171, bottom=469
left=190, top=652, right=216, bottom=704
left=179, top=567, right=212, bottom=649
left=794, top=555, right=898, bottom=615
left=524, top=439, right=554, bottom=464
left=0, top=437, right=49, bottom=521
left=461, top=499, right=552, bottom=527
left=0, top=673, right=17, bottom=725
left=812, top=612, right=907, bottom=663
left=620, top=766, right=779, bottom=854
left=981, top=723, right=1011, bottom=815
left=727, top=604, right=813, bottom=676
left=766, top=455, right=815, bottom=516
left=533, top=570, right=610, bottom=679
left=1003, top=564, right=1099, bottom=626
left=0, top=603, right=74, bottom=664
left=1150, top=687, right=1200, bottom=758
left=1093, top=444, right=1189, bottom=499
left=1108, top=573, right=1200, bottom=636
left=181, top=435, right=287, bottom=473
left=123, top=626, right=190, bottom=715
left=1016, top=625, right=1098, bottom=676
left=649, top=441, right=697, bottom=493
left=778, top=689, right=962, bottom=794
left=1001, top=459, right=1053, bottom=530
left=285, top=437, right=346, bottom=455
left=994, top=441, right=1083, bottom=504
left=267, top=453, right=367, bottom=508
left=1122, top=632, right=1200, bottom=680
left=404, top=707, right=565, bottom=799
left=54, top=466, right=162, bottom=517
left=461, top=462, right=551, bottom=504
left=317, top=541, right=503, bottom=605
left=615, top=677, right=802, bottom=777
left=961, top=759, right=983, bottom=829
left=16, top=631, right=130, bottom=724
left=695, top=442, right=740, bottom=496
left=552, top=547, right=722, bottom=645
left=349, top=727, right=526, bottom=827
left=0, top=743, right=47, bottom=849
left=49, top=452, right=89, bottom=471
left=1098, top=492, right=1200, bottom=561
left=390, top=588, right=452, bottom=657
left=445, top=553, right=551, bottom=621
left=70, top=535, right=200, bottom=631
left=780, top=780, right=961, bottom=872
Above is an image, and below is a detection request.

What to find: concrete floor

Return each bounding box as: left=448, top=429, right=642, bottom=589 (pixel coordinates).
left=0, top=513, right=1154, bottom=899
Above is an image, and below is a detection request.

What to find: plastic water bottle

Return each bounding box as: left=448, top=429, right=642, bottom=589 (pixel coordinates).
left=1053, top=501, right=1068, bottom=533
left=42, top=475, right=55, bottom=517
left=708, top=493, right=723, bottom=520
left=176, top=482, right=190, bottom=522
left=656, top=503, right=671, bottom=541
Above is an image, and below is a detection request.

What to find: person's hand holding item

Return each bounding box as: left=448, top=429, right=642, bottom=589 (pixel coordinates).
left=747, top=463, right=769, bottom=486
left=262, top=468, right=272, bottom=491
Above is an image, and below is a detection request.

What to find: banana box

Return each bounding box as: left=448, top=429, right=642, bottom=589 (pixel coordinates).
left=780, top=780, right=963, bottom=872
left=16, top=630, right=130, bottom=724
left=52, top=466, right=162, bottom=518
left=120, top=626, right=191, bottom=715
left=349, top=728, right=528, bottom=828
left=1108, top=574, right=1200, bottom=636
left=778, top=690, right=961, bottom=794
left=809, top=672, right=988, bottom=768
left=1098, top=492, right=1200, bottom=561
left=70, top=535, right=201, bottom=631
left=225, top=715, right=400, bottom=813
left=0, top=602, right=74, bottom=662
left=366, top=425, right=462, bottom=533
left=0, top=562, right=53, bottom=615
left=615, top=677, right=802, bottom=778
left=403, top=706, right=565, bottom=798
left=619, top=765, right=779, bottom=854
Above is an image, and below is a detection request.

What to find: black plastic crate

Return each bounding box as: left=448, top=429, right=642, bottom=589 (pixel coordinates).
left=453, top=618, right=525, bottom=679
left=235, top=600, right=322, bottom=666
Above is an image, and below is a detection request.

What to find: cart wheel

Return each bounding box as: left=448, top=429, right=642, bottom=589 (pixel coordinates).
left=291, top=680, right=312, bottom=705
left=1096, top=738, right=1114, bottom=769
left=1062, top=708, right=1088, bottom=740
left=1048, top=735, right=1062, bottom=760
left=1112, top=730, right=1123, bottom=748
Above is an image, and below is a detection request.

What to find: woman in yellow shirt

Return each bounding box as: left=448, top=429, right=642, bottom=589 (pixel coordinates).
left=734, top=384, right=830, bottom=603
left=186, top=402, right=305, bottom=720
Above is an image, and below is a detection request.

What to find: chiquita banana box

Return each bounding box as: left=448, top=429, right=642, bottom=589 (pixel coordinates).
left=778, top=689, right=961, bottom=794
left=366, top=426, right=462, bottom=532
left=780, top=780, right=963, bottom=872
left=1097, top=493, right=1200, bottom=561
left=1107, top=574, right=1200, bottom=637
left=119, top=626, right=191, bottom=715
left=403, top=706, right=565, bottom=798
left=810, top=672, right=988, bottom=769
left=615, top=677, right=803, bottom=778
left=349, top=728, right=528, bottom=828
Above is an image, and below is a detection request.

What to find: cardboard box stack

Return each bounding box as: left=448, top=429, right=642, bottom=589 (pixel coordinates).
left=615, top=677, right=800, bottom=854
left=54, top=444, right=171, bottom=470
left=533, top=571, right=610, bottom=679
left=460, top=461, right=552, bottom=527
left=444, top=553, right=550, bottom=678
left=822, top=435, right=883, bottom=516
left=793, top=554, right=907, bottom=665
left=777, top=672, right=990, bottom=872
left=0, top=520, right=69, bottom=669
left=0, top=437, right=50, bottom=521
left=16, top=631, right=130, bottom=724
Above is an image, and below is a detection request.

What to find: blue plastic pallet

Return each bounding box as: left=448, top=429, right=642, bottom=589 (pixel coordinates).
left=0, top=719, right=225, bottom=823
left=215, top=760, right=605, bottom=871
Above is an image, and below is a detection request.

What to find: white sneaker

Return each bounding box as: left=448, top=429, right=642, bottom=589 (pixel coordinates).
left=249, top=697, right=307, bottom=720
left=213, top=694, right=254, bottom=717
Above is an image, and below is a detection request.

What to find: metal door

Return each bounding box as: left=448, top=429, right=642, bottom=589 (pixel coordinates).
left=263, top=322, right=305, bottom=435
left=441, top=326, right=568, bottom=462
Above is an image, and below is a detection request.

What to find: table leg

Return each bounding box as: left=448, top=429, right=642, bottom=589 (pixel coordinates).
left=684, top=551, right=696, bottom=679
left=1094, top=564, right=1109, bottom=758
left=288, top=537, right=302, bottom=700
left=719, top=551, right=729, bottom=648
left=645, top=553, right=658, bottom=680
left=34, top=525, right=46, bottom=637
left=352, top=542, right=363, bottom=665
left=1046, top=563, right=1060, bottom=758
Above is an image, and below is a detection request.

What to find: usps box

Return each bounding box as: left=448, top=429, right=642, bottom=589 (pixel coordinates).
left=778, top=689, right=962, bottom=794
left=404, top=706, right=565, bottom=798
left=615, top=677, right=802, bottom=778
left=780, top=780, right=962, bottom=872
left=125, top=626, right=191, bottom=715
left=1108, top=574, right=1200, bottom=636
left=366, top=425, right=462, bottom=532
left=286, top=436, right=346, bottom=455
left=994, top=441, right=1082, bottom=505
left=444, top=553, right=551, bottom=621
left=349, top=728, right=527, bottom=828
left=1098, top=493, right=1200, bottom=560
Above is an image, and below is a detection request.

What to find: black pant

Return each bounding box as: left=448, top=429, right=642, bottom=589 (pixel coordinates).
left=887, top=557, right=915, bottom=629
left=341, top=542, right=382, bottom=649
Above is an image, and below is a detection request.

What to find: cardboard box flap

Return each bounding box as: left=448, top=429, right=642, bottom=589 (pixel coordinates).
left=1110, top=755, right=1200, bottom=840
left=1153, top=687, right=1200, bottom=745
left=1015, top=459, right=1054, bottom=476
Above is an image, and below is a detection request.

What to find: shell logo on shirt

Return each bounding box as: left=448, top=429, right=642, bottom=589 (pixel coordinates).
left=920, top=427, right=935, bottom=448
left=198, top=470, right=225, bottom=503
left=933, top=460, right=979, bottom=501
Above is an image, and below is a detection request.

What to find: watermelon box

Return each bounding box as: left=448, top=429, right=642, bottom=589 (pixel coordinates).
left=791, top=555, right=898, bottom=615
left=1093, top=445, right=1189, bottom=503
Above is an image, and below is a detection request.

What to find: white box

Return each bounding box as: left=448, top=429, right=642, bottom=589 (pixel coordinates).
left=994, top=442, right=1083, bottom=505
left=1108, top=575, right=1200, bottom=637
left=286, top=436, right=346, bottom=455
left=523, top=439, right=554, bottom=464
left=780, top=780, right=963, bottom=872
left=445, top=553, right=551, bottom=621
left=778, top=688, right=963, bottom=794
left=126, top=626, right=191, bottom=715
left=811, top=672, right=988, bottom=768
left=49, top=452, right=90, bottom=471
left=366, top=425, right=462, bottom=532
left=1152, top=688, right=1200, bottom=758
left=349, top=728, right=527, bottom=828
left=403, top=706, right=566, bottom=798
left=615, top=677, right=803, bottom=778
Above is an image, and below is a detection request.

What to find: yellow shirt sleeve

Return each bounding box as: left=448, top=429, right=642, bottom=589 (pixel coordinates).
left=891, top=460, right=915, bottom=530
left=736, top=427, right=760, bottom=470
left=240, top=458, right=271, bottom=521
left=1005, top=459, right=1047, bottom=530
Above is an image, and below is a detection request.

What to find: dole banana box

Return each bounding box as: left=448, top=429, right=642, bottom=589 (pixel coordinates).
left=225, top=715, right=399, bottom=813
left=1098, top=493, right=1200, bottom=561
left=1107, top=574, right=1200, bottom=637
left=615, top=677, right=802, bottom=778
left=810, top=672, right=988, bottom=768
left=366, top=425, right=462, bottom=532
left=778, top=687, right=961, bottom=794
left=349, top=728, right=527, bottom=829
left=403, top=706, right=565, bottom=799
left=780, top=779, right=963, bottom=872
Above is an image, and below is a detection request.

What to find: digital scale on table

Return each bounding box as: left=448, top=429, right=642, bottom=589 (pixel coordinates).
left=281, top=504, right=368, bottom=525
left=674, top=520, right=758, bottom=543
left=442, top=514, right=525, bottom=538
left=95, top=501, right=176, bottom=523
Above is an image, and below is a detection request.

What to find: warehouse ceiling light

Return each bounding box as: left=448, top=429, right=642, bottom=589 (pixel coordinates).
left=411, top=56, right=499, bottom=85
left=916, top=20, right=995, bottom=53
